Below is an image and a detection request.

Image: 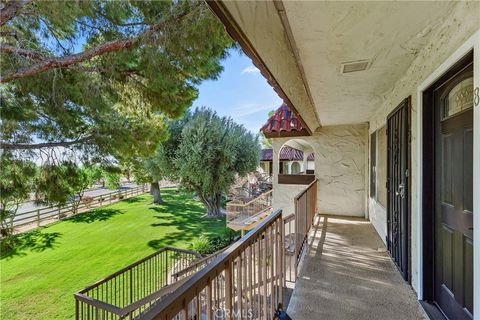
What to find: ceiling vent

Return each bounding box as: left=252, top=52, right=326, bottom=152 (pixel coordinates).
left=340, top=59, right=370, bottom=74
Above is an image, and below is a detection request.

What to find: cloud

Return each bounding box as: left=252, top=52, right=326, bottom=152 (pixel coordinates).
left=230, top=103, right=275, bottom=119
left=241, top=65, right=260, bottom=74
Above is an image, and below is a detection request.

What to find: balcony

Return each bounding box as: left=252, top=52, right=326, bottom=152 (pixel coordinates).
left=288, top=215, right=426, bottom=320
left=75, top=179, right=426, bottom=320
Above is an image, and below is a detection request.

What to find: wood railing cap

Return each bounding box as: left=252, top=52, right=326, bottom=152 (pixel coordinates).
left=294, top=179, right=318, bottom=200
left=138, top=209, right=283, bottom=319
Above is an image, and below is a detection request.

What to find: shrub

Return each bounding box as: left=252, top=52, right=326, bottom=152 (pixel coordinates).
left=191, top=235, right=212, bottom=255
left=191, top=230, right=241, bottom=256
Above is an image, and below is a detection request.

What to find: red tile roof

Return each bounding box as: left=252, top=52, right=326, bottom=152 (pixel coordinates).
left=261, top=147, right=315, bottom=161
left=260, top=104, right=309, bottom=138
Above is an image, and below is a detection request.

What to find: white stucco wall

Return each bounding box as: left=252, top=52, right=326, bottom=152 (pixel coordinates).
left=367, top=2, right=480, bottom=296
left=272, top=124, right=367, bottom=217
left=273, top=183, right=307, bottom=217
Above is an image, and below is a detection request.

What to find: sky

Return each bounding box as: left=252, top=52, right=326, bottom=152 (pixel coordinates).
left=192, top=49, right=282, bottom=134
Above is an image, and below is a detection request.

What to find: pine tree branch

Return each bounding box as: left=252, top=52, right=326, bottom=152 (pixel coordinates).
left=0, top=2, right=202, bottom=83
left=0, top=0, right=33, bottom=26
left=0, top=45, right=45, bottom=60
left=1, top=136, right=93, bottom=150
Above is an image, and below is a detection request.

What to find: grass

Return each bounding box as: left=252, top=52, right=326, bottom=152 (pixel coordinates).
left=0, top=189, right=228, bottom=320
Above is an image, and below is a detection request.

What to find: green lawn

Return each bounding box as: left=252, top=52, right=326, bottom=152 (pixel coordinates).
left=0, top=189, right=228, bottom=320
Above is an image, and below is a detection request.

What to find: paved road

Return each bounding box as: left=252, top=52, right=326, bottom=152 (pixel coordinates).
left=14, top=183, right=142, bottom=227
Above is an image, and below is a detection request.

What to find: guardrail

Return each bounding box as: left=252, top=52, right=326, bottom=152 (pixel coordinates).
left=74, top=247, right=202, bottom=320
left=281, top=179, right=317, bottom=283
left=138, top=209, right=285, bottom=320
left=226, top=190, right=273, bottom=226
left=293, top=179, right=317, bottom=275
left=13, top=185, right=147, bottom=231
left=283, top=213, right=296, bottom=283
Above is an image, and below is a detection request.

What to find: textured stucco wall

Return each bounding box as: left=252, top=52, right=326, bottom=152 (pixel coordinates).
left=367, top=2, right=480, bottom=295
left=273, top=184, right=307, bottom=217
left=272, top=124, right=367, bottom=217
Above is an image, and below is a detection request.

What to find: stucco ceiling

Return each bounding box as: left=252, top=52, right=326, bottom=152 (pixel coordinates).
left=281, top=1, right=456, bottom=126
left=283, top=139, right=314, bottom=154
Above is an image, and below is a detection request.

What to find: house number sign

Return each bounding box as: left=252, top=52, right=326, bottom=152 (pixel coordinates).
left=475, top=87, right=479, bottom=107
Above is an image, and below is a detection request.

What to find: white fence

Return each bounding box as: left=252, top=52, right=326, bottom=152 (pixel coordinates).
left=12, top=185, right=148, bottom=233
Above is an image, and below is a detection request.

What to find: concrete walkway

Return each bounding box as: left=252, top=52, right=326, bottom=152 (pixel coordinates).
left=287, top=215, right=427, bottom=320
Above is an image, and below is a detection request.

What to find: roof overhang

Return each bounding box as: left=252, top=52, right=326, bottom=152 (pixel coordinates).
left=207, top=1, right=477, bottom=127
left=207, top=1, right=319, bottom=133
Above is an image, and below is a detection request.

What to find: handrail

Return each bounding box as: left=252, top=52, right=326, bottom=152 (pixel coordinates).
left=171, top=247, right=227, bottom=279
left=75, top=271, right=196, bottom=317
left=293, top=179, right=317, bottom=277
left=77, top=246, right=200, bottom=294
left=75, top=246, right=202, bottom=320
left=283, top=213, right=295, bottom=223
left=294, top=179, right=317, bottom=200
left=229, top=189, right=272, bottom=208
left=139, top=209, right=283, bottom=320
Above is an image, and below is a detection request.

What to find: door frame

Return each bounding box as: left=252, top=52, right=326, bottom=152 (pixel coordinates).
left=386, top=97, right=412, bottom=283
left=421, top=51, right=473, bottom=304
left=416, top=30, right=479, bottom=313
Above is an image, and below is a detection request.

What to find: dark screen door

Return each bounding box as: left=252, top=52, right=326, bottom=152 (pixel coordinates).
left=387, top=98, right=410, bottom=280
left=433, top=64, right=474, bottom=320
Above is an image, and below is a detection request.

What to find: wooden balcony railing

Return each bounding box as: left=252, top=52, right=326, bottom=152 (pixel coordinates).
left=139, top=209, right=284, bottom=320
left=282, top=179, right=317, bottom=281
left=74, top=247, right=201, bottom=319
left=293, top=179, right=317, bottom=274
left=226, top=190, right=273, bottom=230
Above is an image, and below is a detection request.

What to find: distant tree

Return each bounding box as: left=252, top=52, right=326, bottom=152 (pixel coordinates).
left=130, top=113, right=191, bottom=204
left=84, top=165, right=105, bottom=188
left=129, top=157, right=163, bottom=203
left=65, top=166, right=90, bottom=215
left=260, top=132, right=272, bottom=148
left=260, top=109, right=275, bottom=148
left=34, top=162, right=92, bottom=214
left=176, top=108, right=260, bottom=217
left=104, top=171, right=121, bottom=190
left=0, top=155, right=36, bottom=249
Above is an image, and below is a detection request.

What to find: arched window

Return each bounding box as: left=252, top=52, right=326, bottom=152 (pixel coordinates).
left=291, top=162, right=301, bottom=174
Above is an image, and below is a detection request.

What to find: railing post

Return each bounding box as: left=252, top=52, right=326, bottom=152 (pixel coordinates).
left=263, top=231, right=268, bottom=319
left=36, top=209, right=40, bottom=226
left=225, top=260, right=233, bottom=319
left=129, top=269, right=133, bottom=304
left=280, top=217, right=285, bottom=304
left=75, top=297, right=79, bottom=320
left=206, top=280, right=212, bottom=320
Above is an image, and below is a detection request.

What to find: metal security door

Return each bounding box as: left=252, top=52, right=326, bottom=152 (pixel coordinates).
left=387, top=98, right=410, bottom=280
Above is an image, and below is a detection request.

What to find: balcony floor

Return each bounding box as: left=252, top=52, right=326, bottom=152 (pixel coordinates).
left=287, top=215, right=427, bottom=320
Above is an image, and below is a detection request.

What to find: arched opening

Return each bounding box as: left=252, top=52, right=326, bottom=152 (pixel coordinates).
left=278, top=139, right=315, bottom=184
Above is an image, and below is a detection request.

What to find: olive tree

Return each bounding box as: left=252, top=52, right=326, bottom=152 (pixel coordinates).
left=175, top=108, right=260, bottom=217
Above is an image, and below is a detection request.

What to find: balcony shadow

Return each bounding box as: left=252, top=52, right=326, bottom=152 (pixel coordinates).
left=1, top=229, right=62, bottom=260
left=67, top=208, right=124, bottom=223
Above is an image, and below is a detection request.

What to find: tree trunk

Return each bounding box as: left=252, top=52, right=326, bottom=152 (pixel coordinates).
left=150, top=182, right=163, bottom=204
left=201, top=193, right=222, bottom=218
